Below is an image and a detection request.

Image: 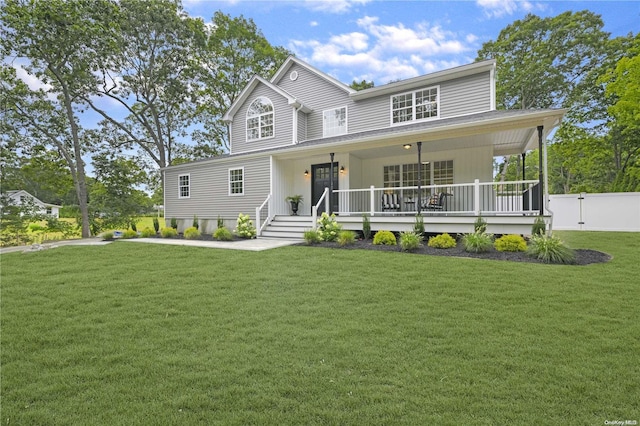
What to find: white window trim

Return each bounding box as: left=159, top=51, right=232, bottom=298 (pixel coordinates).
left=228, top=167, right=245, bottom=196
left=322, top=106, right=348, bottom=138
left=178, top=173, right=190, bottom=199
left=246, top=97, right=275, bottom=142
left=390, top=85, right=440, bottom=126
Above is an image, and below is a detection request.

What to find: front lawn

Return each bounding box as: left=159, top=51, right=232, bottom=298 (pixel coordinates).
left=1, top=231, right=638, bottom=424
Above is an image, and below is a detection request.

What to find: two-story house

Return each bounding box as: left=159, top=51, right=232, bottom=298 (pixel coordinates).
left=163, top=56, right=565, bottom=237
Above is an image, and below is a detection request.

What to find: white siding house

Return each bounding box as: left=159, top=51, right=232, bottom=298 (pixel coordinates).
left=163, top=57, right=565, bottom=236
left=6, top=190, right=61, bottom=218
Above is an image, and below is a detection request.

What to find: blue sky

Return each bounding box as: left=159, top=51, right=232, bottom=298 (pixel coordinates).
left=184, top=0, right=639, bottom=85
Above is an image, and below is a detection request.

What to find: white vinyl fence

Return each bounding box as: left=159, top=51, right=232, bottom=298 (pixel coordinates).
left=549, top=192, right=640, bottom=232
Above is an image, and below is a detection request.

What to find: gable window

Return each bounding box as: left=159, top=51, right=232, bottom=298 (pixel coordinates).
left=229, top=168, right=244, bottom=195
left=391, top=86, right=439, bottom=124
left=246, top=97, right=274, bottom=141
left=323, top=106, right=347, bottom=137
left=178, top=174, right=190, bottom=198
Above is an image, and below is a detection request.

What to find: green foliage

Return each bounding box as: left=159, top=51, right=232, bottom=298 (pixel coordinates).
left=285, top=195, right=303, bottom=203
left=160, top=227, right=178, bottom=238
left=140, top=227, right=156, bottom=238
left=217, top=216, right=224, bottom=229
left=528, top=234, right=576, bottom=264
left=170, top=218, right=178, bottom=229
left=303, top=229, right=321, bottom=245
left=213, top=226, right=233, bottom=241
left=532, top=216, right=546, bottom=236
left=400, top=231, right=422, bottom=252
left=152, top=217, right=160, bottom=233
left=101, top=231, right=114, bottom=241
left=337, top=230, right=356, bottom=246
left=0, top=194, right=44, bottom=247
left=121, top=229, right=138, bottom=239
left=474, top=216, right=488, bottom=233
left=183, top=226, right=201, bottom=240
left=234, top=213, right=256, bottom=239
left=373, top=230, right=397, bottom=246
left=192, top=215, right=199, bottom=230
left=316, top=212, right=342, bottom=242
left=462, top=232, right=494, bottom=253
left=428, top=233, right=457, bottom=249
left=495, top=234, right=527, bottom=252
left=350, top=79, right=375, bottom=90
left=414, top=214, right=425, bottom=235
left=130, top=221, right=137, bottom=232
left=362, top=214, right=371, bottom=240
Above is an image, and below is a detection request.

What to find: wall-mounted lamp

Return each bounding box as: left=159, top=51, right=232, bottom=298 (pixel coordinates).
left=340, top=166, right=345, bottom=174
left=304, top=169, right=309, bottom=177
left=403, top=144, right=412, bottom=150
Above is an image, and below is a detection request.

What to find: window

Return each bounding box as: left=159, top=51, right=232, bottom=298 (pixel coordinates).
left=403, top=163, right=431, bottom=187
left=323, top=106, right=347, bottom=137
left=229, top=168, right=244, bottom=195
left=433, top=160, right=454, bottom=185
left=246, top=97, right=274, bottom=141
left=383, top=165, right=401, bottom=189
left=391, top=86, right=438, bottom=124
left=178, top=174, right=190, bottom=198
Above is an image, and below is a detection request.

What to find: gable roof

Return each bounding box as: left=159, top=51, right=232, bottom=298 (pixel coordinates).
left=6, top=190, right=62, bottom=208
left=222, top=75, right=311, bottom=122
left=271, top=56, right=356, bottom=96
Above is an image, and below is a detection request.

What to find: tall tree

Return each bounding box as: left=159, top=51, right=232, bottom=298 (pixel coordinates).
left=350, top=79, right=375, bottom=91
left=194, top=11, right=290, bottom=152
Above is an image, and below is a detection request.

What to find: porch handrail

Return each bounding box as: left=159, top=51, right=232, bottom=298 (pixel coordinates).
left=311, top=187, right=329, bottom=230
left=255, top=193, right=272, bottom=237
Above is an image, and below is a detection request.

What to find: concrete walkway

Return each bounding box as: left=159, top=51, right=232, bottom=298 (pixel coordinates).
left=1, top=237, right=301, bottom=254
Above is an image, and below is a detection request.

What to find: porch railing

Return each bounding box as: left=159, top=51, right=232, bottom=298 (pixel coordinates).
left=333, top=179, right=540, bottom=216
left=311, top=187, right=329, bottom=230
left=255, top=193, right=272, bottom=236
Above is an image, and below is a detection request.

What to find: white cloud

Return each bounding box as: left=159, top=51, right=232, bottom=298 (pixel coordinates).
left=310, top=20, right=319, bottom=27
left=12, top=63, right=52, bottom=92
left=290, top=15, right=476, bottom=84
left=304, top=0, right=370, bottom=14
left=476, top=0, right=545, bottom=18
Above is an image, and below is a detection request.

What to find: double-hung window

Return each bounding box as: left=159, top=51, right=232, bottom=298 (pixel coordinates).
left=178, top=174, right=190, bottom=198
left=323, top=106, right=347, bottom=137
left=246, top=97, right=274, bottom=141
left=391, top=86, right=439, bottom=124
left=229, top=168, right=244, bottom=196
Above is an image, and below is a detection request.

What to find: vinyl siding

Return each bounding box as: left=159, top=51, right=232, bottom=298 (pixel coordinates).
left=230, top=84, right=293, bottom=154
left=275, top=63, right=354, bottom=141
left=164, top=156, right=270, bottom=231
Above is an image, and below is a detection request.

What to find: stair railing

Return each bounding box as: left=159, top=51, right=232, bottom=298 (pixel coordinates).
left=311, top=187, right=329, bottom=230
left=255, top=193, right=272, bottom=237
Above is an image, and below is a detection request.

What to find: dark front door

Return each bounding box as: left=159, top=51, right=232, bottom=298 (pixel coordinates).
left=311, top=162, right=339, bottom=215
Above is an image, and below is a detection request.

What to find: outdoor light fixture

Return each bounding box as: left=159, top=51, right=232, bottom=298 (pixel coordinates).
left=340, top=166, right=345, bottom=174
left=304, top=169, right=309, bottom=176
left=403, top=144, right=412, bottom=150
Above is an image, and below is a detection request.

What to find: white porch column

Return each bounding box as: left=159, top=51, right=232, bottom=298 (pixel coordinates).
left=474, top=179, right=481, bottom=215
left=370, top=185, right=375, bottom=216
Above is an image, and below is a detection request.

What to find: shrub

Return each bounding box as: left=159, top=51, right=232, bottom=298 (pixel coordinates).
left=213, top=226, right=233, bottom=241
left=494, top=234, right=527, bottom=252
left=414, top=214, right=425, bottom=235
left=184, top=226, right=201, bottom=240
left=428, top=233, right=456, bottom=249
left=337, top=230, right=356, bottom=246
left=192, top=215, right=199, bottom=230
left=234, top=213, right=257, bottom=239
left=130, top=221, right=137, bottom=232
left=303, top=229, right=321, bottom=245
left=528, top=234, right=576, bottom=264
left=373, top=230, right=397, bottom=246
left=161, top=227, right=178, bottom=238
left=217, top=216, right=224, bottom=229
left=170, top=218, right=178, bottom=229
left=400, top=231, right=422, bottom=252
left=362, top=214, right=371, bottom=240
left=152, top=217, right=160, bottom=233
left=316, top=212, right=342, bottom=242
left=474, top=215, right=487, bottom=233
left=101, top=231, right=114, bottom=241
left=462, top=232, right=493, bottom=253
left=140, top=227, right=156, bottom=238
left=121, top=229, right=138, bottom=239
left=532, top=216, right=546, bottom=236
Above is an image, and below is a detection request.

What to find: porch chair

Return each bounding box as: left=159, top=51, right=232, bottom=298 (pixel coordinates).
left=422, top=192, right=446, bottom=210
left=382, top=192, right=400, bottom=212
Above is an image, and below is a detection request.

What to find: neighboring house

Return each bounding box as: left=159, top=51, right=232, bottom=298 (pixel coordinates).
left=163, top=57, right=565, bottom=237
left=5, top=190, right=61, bottom=218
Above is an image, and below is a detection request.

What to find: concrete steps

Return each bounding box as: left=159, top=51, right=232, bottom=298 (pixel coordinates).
left=260, top=215, right=312, bottom=239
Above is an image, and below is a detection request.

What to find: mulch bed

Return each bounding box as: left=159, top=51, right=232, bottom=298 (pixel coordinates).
left=298, top=239, right=611, bottom=266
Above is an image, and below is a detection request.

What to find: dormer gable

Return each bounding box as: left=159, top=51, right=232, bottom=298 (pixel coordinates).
left=271, top=56, right=355, bottom=96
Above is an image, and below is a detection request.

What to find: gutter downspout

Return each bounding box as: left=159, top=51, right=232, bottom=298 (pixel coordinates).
left=292, top=103, right=306, bottom=144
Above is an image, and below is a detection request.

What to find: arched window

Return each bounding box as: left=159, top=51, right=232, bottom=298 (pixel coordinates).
left=246, top=97, right=274, bottom=141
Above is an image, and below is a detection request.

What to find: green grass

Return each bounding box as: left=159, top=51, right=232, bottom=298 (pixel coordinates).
left=1, top=232, right=638, bottom=424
